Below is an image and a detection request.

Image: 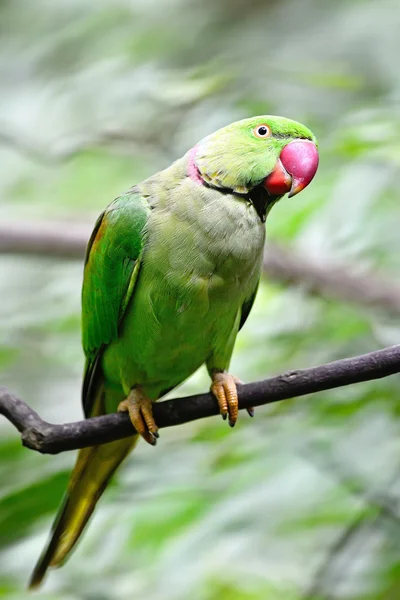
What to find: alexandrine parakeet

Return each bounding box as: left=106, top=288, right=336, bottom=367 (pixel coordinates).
left=29, top=115, right=318, bottom=587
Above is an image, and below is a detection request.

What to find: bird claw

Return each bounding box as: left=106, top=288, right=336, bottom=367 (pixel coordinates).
left=118, top=389, right=159, bottom=446
left=211, top=372, right=243, bottom=427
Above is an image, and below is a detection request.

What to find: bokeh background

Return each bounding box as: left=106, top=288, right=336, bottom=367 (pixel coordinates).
left=1, top=1, right=400, bottom=598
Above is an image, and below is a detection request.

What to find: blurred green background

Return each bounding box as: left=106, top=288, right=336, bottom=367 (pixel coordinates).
left=1, top=0, right=400, bottom=598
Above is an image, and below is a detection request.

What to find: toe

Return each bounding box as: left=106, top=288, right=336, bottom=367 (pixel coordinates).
left=141, top=400, right=159, bottom=438
left=118, top=392, right=158, bottom=446
left=211, top=383, right=228, bottom=420
left=210, top=373, right=240, bottom=426
left=117, top=399, right=129, bottom=413
left=225, top=383, right=238, bottom=427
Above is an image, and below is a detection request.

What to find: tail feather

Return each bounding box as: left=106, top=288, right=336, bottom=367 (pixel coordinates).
left=29, top=381, right=137, bottom=589
left=29, top=436, right=137, bottom=589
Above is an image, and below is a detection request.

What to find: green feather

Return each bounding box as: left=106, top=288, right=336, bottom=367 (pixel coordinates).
left=82, top=190, right=150, bottom=358
left=81, top=190, right=150, bottom=415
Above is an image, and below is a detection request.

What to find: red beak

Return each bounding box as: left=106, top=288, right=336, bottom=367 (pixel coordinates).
left=264, top=140, right=319, bottom=198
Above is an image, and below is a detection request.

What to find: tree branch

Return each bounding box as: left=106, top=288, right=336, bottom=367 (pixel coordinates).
left=263, top=243, right=400, bottom=314
left=0, top=221, right=90, bottom=259
left=2, top=220, right=400, bottom=314
left=1, top=345, right=400, bottom=455
left=0, top=126, right=160, bottom=165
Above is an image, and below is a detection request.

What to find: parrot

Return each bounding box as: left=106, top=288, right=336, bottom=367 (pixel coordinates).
left=29, top=115, right=318, bottom=588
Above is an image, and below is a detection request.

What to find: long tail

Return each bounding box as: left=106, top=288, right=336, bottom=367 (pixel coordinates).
left=29, top=384, right=137, bottom=589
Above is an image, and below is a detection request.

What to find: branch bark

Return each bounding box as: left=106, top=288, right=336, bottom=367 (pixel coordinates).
left=1, top=345, right=400, bottom=455
left=2, top=220, right=400, bottom=314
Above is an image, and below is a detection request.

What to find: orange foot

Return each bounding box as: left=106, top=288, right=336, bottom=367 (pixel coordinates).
left=118, top=388, right=159, bottom=446
left=210, top=372, right=254, bottom=427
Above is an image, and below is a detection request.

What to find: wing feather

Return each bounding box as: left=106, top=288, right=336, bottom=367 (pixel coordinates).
left=81, top=190, right=150, bottom=416
left=239, top=279, right=260, bottom=331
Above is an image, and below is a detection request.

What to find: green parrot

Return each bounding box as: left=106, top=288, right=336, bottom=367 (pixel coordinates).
left=29, top=115, right=318, bottom=588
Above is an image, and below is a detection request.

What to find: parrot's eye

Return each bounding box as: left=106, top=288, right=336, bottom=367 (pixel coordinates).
left=254, top=124, right=271, bottom=139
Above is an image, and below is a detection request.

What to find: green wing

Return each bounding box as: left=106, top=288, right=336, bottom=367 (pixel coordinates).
left=239, top=279, right=260, bottom=331
left=81, top=189, right=150, bottom=416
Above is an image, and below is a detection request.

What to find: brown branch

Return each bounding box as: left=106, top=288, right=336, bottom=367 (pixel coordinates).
left=1, top=345, right=400, bottom=455
left=0, top=126, right=160, bottom=165
left=0, top=222, right=91, bottom=259
left=2, top=220, right=400, bottom=314
left=263, top=243, right=400, bottom=314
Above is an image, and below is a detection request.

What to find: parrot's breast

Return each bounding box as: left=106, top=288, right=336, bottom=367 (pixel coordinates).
left=103, top=172, right=265, bottom=400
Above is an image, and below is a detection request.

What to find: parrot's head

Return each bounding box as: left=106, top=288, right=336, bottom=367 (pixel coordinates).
left=189, top=115, right=319, bottom=220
